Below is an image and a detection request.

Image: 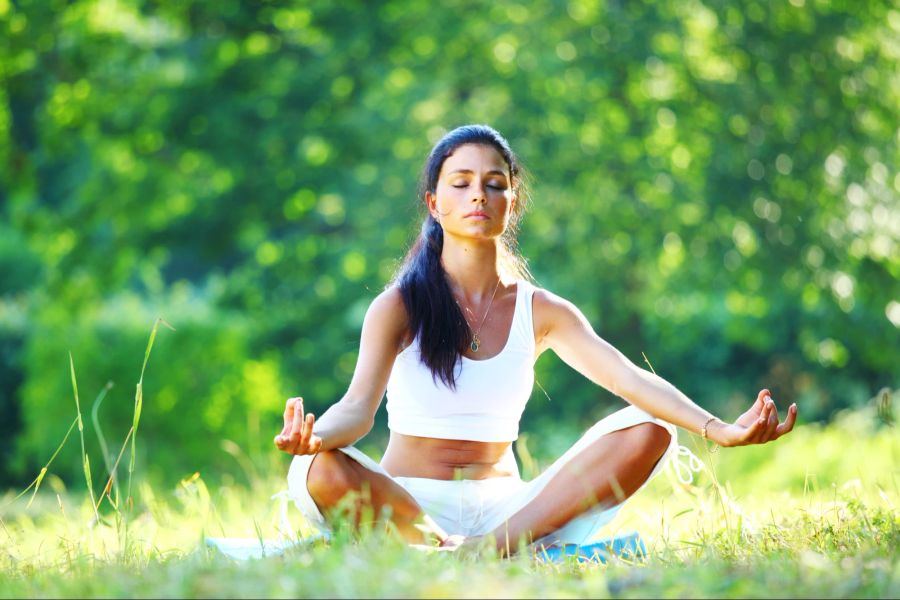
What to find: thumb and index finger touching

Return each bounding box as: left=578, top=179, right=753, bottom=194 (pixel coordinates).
left=745, top=388, right=799, bottom=443
left=275, top=397, right=322, bottom=455
left=756, top=388, right=799, bottom=439
left=276, top=397, right=305, bottom=448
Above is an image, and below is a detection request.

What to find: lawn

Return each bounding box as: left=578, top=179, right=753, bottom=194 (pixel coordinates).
left=1, top=407, right=897, bottom=598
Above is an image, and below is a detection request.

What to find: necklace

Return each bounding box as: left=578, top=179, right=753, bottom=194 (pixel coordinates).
left=459, top=278, right=501, bottom=353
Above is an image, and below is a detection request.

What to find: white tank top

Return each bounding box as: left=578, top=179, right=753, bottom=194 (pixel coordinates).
left=385, top=280, right=536, bottom=442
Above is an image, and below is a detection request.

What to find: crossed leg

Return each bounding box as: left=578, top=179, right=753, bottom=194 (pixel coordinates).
left=487, top=422, right=672, bottom=553
left=305, top=450, right=442, bottom=544
left=305, top=421, right=670, bottom=552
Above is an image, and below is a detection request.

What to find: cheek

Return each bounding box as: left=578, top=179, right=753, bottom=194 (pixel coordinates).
left=432, top=190, right=463, bottom=215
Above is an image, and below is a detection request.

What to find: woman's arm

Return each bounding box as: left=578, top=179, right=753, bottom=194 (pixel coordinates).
left=274, top=287, right=408, bottom=454
left=533, top=289, right=796, bottom=447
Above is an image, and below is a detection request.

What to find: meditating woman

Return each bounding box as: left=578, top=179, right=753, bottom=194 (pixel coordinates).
left=274, top=124, right=797, bottom=554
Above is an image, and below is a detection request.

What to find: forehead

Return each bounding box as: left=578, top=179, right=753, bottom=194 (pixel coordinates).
left=440, top=144, right=509, bottom=178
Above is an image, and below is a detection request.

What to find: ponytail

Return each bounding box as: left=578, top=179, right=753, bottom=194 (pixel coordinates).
left=396, top=216, right=469, bottom=388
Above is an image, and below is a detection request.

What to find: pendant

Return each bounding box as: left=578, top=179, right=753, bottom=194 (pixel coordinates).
left=470, top=334, right=480, bottom=352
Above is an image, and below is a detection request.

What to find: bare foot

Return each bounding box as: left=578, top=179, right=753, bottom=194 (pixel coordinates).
left=409, top=534, right=488, bottom=556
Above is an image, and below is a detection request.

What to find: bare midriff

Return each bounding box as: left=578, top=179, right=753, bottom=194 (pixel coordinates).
left=380, top=432, right=517, bottom=480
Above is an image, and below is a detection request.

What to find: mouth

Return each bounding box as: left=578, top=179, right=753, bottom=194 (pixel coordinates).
left=464, top=211, right=490, bottom=219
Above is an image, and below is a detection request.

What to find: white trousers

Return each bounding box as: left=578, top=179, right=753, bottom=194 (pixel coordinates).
left=287, top=405, right=677, bottom=546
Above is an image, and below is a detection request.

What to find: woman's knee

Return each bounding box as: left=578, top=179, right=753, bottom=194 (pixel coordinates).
left=306, top=450, right=356, bottom=508
left=624, top=422, right=671, bottom=462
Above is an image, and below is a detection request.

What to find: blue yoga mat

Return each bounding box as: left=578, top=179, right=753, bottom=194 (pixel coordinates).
left=535, top=531, right=647, bottom=564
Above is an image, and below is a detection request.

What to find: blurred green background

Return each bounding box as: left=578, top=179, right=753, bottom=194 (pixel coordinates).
left=1, top=0, right=897, bottom=488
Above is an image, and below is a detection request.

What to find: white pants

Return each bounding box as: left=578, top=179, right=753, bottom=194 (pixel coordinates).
left=287, top=405, right=677, bottom=546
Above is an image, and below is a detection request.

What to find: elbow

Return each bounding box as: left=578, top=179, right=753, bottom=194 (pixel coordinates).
left=358, top=415, right=376, bottom=439
left=344, top=408, right=375, bottom=443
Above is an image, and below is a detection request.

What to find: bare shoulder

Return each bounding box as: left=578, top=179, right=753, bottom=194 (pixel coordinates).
left=532, top=286, right=582, bottom=320
left=530, top=286, right=588, bottom=346
left=364, top=285, right=410, bottom=345
left=369, top=285, right=406, bottom=314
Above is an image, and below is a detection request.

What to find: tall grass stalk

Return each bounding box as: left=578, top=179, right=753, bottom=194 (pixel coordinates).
left=90, top=382, right=115, bottom=498
left=1, top=416, right=78, bottom=510
left=126, top=318, right=174, bottom=508
left=68, top=353, right=100, bottom=524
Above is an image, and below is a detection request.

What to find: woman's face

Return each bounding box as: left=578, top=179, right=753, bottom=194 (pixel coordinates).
left=426, top=143, right=516, bottom=241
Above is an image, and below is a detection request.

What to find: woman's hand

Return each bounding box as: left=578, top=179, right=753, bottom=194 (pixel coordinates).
left=273, top=397, right=323, bottom=455
left=709, top=388, right=798, bottom=448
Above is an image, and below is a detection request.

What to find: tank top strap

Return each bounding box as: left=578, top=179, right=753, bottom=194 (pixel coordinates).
left=508, top=279, right=536, bottom=351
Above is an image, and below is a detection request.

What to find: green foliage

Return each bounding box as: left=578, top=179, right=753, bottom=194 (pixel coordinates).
left=13, top=294, right=287, bottom=487
left=1, top=0, right=898, bottom=484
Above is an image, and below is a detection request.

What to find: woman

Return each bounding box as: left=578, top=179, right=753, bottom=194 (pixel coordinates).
left=274, top=124, right=797, bottom=554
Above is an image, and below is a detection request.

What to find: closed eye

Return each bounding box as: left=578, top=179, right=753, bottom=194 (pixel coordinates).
left=452, top=184, right=507, bottom=190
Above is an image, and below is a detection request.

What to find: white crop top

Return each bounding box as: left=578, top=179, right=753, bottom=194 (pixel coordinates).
left=385, top=280, right=536, bottom=443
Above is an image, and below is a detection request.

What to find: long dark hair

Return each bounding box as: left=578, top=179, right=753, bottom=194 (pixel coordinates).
left=393, top=124, right=531, bottom=389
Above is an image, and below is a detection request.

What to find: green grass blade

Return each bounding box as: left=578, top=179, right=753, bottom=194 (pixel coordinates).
left=95, top=426, right=133, bottom=515
left=69, top=353, right=100, bottom=522
left=26, top=468, right=47, bottom=509
left=127, top=383, right=142, bottom=504
left=90, top=382, right=115, bottom=488
left=125, top=318, right=173, bottom=507
left=1, top=416, right=78, bottom=511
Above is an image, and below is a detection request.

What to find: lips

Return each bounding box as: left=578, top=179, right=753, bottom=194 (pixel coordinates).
left=464, top=211, right=490, bottom=219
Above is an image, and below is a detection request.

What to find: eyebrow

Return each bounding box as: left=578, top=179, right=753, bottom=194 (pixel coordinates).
left=447, top=169, right=508, bottom=177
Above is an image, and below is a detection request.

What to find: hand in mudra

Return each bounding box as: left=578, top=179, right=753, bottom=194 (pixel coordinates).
left=711, top=388, right=798, bottom=448
left=274, top=397, right=323, bottom=455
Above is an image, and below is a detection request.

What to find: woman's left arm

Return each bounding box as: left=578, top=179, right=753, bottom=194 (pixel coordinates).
left=534, top=289, right=797, bottom=447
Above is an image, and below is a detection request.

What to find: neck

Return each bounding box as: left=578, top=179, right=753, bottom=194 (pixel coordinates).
left=440, top=236, right=502, bottom=300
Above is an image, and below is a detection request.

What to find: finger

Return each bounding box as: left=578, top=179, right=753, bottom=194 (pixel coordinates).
left=299, top=413, right=315, bottom=451
left=735, top=415, right=766, bottom=446
left=755, top=399, right=777, bottom=442
left=283, top=397, right=297, bottom=425
left=290, top=398, right=305, bottom=438
left=774, top=403, right=798, bottom=439
left=763, top=400, right=780, bottom=442
left=749, top=404, right=773, bottom=444
left=276, top=399, right=295, bottom=447
left=287, top=399, right=305, bottom=453
left=752, top=389, right=770, bottom=417
left=281, top=398, right=298, bottom=438
left=310, top=435, right=323, bottom=454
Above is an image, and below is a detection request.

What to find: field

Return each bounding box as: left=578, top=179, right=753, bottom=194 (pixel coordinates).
left=1, top=405, right=897, bottom=598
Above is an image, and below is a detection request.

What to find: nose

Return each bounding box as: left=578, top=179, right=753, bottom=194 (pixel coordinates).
left=471, top=182, right=487, bottom=203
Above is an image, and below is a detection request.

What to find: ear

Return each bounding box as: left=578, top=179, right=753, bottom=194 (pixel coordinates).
left=425, top=190, right=438, bottom=219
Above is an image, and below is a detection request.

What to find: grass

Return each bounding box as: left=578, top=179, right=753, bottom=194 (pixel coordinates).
left=0, top=323, right=897, bottom=598
left=2, top=410, right=897, bottom=598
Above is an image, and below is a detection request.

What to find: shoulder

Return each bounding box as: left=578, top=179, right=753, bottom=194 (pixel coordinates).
left=530, top=285, right=590, bottom=342
left=531, top=285, right=580, bottom=318
left=367, top=285, right=408, bottom=324
left=363, top=285, right=410, bottom=343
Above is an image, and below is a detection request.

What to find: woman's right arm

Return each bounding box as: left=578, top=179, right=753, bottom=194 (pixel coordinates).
left=274, top=287, right=408, bottom=454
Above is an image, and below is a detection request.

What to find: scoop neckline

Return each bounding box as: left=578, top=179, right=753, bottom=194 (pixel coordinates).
left=460, top=281, right=520, bottom=363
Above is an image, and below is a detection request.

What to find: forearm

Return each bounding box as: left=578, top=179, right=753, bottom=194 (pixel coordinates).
left=618, top=367, right=720, bottom=436
left=312, top=398, right=374, bottom=451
